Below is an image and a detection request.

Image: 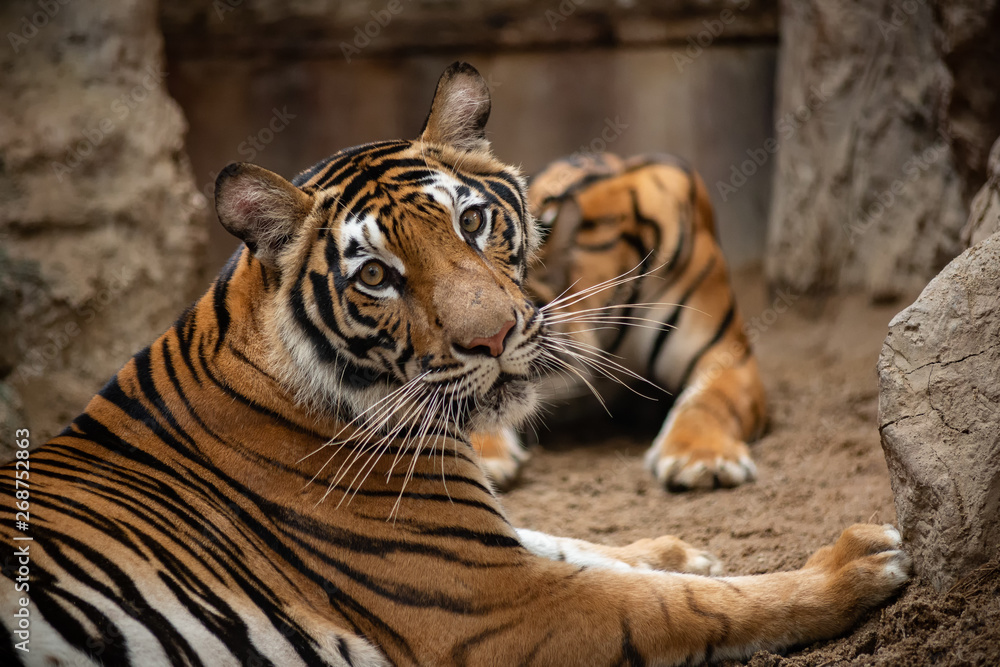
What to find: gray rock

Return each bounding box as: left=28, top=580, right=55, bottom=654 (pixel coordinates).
left=878, top=231, right=1000, bottom=592
left=0, top=0, right=207, bottom=442
left=766, top=0, right=1000, bottom=299
left=962, top=136, right=1000, bottom=247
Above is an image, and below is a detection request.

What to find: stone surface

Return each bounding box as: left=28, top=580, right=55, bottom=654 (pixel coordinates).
left=962, top=136, right=1000, bottom=247
left=766, top=0, right=1000, bottom=299
left=0, top=0, right=207, bottom=452
left=878, top=231, right=1000, bottom=592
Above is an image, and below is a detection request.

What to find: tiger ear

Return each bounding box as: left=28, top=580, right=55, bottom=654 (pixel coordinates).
left=419, top=62, right=492, bottom=153
left=215, top=163, right=314, bottom=268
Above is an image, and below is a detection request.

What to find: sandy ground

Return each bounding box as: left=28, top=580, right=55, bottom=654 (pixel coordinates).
left=501, top=268, right=1000, bottom=666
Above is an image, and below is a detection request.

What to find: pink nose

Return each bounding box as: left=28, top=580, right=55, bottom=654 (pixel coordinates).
left=461, top=320, right=515, bottom=357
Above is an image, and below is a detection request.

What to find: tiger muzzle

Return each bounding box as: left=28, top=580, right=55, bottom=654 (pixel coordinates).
left=433, top=266, right=520, bottom=359
left=456, top=319, right=515, bottom=357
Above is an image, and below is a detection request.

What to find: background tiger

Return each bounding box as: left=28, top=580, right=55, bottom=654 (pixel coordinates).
left=0, top=63, right=908, bottom=666
left=473, top=152, right=767, bottom=491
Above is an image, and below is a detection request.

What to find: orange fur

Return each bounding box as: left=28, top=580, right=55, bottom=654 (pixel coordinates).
left=0, top=64, right=906, bottom=667
left=474, top=153, right=767, bottom=491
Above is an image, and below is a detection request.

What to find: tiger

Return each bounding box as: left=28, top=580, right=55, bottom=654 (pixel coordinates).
left=470, top=152, right=767, bottom=491
left=1, top=62, right=909, bottom=666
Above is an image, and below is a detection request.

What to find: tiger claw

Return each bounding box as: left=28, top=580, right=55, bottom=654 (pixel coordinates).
left=648, top=445, right=756, bottom=491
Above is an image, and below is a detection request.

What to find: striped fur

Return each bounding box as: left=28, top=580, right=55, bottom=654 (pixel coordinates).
left=473, top=152, right=767, bottom=491
left=0, top=63, right=908, bottom=666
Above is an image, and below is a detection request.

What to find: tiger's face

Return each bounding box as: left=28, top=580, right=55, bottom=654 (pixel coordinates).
left=214, top=64, right=544, bottom=440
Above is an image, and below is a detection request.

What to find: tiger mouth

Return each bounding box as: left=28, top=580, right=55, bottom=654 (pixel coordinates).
left=462, top=373, right=538, bottom=433
left=484, top=373, right=529, bottom=402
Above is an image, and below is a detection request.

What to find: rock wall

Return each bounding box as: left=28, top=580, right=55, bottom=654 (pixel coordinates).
left=962, top=136, right=1000, bottom=246
left=766, top=0, right=1000, bottom=300
left=0, top=0, right=207, bottom=452
left=878, top=227, right=1000, bottom=591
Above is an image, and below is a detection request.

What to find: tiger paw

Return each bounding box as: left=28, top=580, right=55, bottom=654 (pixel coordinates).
left=471, top=428, right=528, bottom=491
left=807, top=524, right=911, bottom=610
left=644, top=434, right=757, bottom=491
left=623, top=536, right=723, bottom=575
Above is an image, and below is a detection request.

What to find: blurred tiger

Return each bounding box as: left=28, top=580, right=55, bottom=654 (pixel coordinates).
left=472, top=153, right=767, bottom=491
left=0, top=63, right=907, bottom=666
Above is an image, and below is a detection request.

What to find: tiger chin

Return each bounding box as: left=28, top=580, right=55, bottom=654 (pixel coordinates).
left=1, top=63, right=909, bottom=666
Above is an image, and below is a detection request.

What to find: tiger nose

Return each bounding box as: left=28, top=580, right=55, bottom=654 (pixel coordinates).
left=455, top=320, right=516, bottom=357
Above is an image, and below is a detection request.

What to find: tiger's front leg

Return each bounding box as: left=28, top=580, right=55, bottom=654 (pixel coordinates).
left=458, top=524, right=909, bottom=666
left=516, top=528, right=722, bottom=575
left=645, top=340, right=766, bottom=490
left=470, top=427, right=528, bottom=490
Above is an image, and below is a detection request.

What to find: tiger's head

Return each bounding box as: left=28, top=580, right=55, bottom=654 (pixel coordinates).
left=213, top=63, right=544, bottom=442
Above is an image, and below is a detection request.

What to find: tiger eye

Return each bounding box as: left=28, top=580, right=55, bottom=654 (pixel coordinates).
left=460, top=207, right=484, bottom=234
left=359, top=261, right=386, bottom=287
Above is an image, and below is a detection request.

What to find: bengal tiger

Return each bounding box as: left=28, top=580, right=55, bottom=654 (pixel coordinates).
left=471, top=152, right=767, bottom=491
left=1, top=62, right=908, bottom=666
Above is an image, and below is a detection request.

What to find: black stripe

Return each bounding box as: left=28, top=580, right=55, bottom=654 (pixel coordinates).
left=32, top=530, right=206, bottom=664
left=172, top=302, right=204, bottom=387
left=157, top=572, right=284, bottom=667
left=605, top=190, right=663, bottom=354
left=308, top=269, right=395, bottom=360
left=0, top=616, right=26, bottom=665
left=399, top=525, right=521, bottom=548
left=682, top=582, right=732, bottom=663
left=450, top=619, right=523, bottom=664
left=677, top=303, right=736, bottom=391
left=297, top=141, right=410, bottom=191
left=29, top=584, right=134, bottom=665
left=45, top=425, right=411, bottom=662
left=625, top=153, right=693, bottom=177
left=337, top=636, right=355, bottom=665
left=338, top=157, right=433, bottom=212
left=707, top=386, right=745, bottom=432
left=619, top=619, right=646, bottom=667
left=69, top=414, right=420, bottom=661
left=133, top=344, right=201, bottom=452
left=645, top=255, right=718, bottom=379
left=211, top=247, right=242, bottom=354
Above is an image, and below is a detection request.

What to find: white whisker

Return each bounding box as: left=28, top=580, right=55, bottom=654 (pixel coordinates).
left=540, top=257, right=664, bottom=314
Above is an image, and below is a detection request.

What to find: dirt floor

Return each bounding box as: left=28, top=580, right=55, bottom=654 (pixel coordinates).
left=501, top=268, right=1000, bottom=666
